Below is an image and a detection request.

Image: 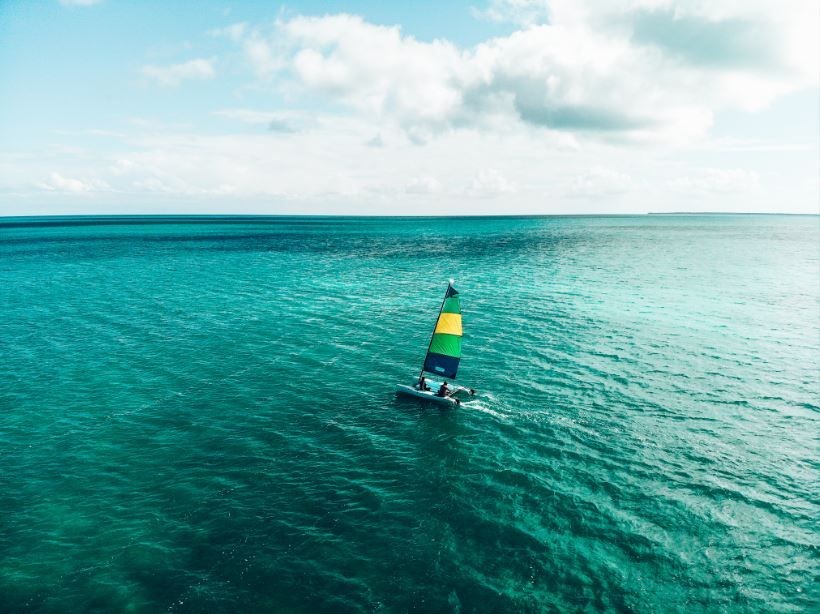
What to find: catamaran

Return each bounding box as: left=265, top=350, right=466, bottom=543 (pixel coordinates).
left=396, top=280, right=475, bottom=406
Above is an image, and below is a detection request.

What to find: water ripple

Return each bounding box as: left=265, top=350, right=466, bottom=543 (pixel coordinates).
left=1, top=215, right=818, bottom=612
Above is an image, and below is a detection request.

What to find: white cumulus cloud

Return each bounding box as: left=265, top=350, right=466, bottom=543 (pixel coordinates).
left=40, top=172, right=109, bottom=193
left=473, top=0, right=552, bottom=25
left=405, top=176, right=441, bottom=194
left=211, top=108, right=313, bottom=133
left=140, top=59, right=215, bottom=87
left=466, top=168, right=516, bottom=197
left=6, top=2, right=816, bottom=216
left=671, top=168, right=761, bottom=193
left=223, top=3, right=816, bottom=144
left=569, top=167, right=634, bottom=198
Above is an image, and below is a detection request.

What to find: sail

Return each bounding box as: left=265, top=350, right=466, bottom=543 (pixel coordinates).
left=422, top=283, right=462, bottom=379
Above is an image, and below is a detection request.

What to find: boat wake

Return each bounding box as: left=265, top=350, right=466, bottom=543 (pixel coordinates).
left=461, top=397, right=508, bottom=420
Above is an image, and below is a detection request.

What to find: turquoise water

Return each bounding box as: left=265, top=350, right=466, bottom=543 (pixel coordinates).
left=1, top=215, right=818, bottom=612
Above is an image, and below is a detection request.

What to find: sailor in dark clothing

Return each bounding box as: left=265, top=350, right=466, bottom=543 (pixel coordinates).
left=437, top=381, right=449, bottom=397
left=416, top=376, right=430, bottom=391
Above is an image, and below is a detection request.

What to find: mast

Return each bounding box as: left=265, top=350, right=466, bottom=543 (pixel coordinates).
left=418, top=279, right=454, bottom=382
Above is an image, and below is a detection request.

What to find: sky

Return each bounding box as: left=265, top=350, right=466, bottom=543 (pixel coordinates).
left=0, top=0, right=818, bottom=216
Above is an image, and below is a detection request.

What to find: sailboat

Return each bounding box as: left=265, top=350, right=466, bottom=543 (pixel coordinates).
left=396, top=280, right=476, bottom=406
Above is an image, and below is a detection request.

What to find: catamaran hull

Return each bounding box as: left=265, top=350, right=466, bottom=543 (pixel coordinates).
left=395, top=384, right=460, bottom=406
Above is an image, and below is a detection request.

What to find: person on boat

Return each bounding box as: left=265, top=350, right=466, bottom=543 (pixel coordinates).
left=416, top=376, right=430, bottom=391
left=437, top=381, right=450, bottom=397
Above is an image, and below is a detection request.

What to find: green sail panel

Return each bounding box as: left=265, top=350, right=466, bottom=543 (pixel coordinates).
left=429, top=333, right=461, bottom=357
left=441, top=296, right=460, bottom=314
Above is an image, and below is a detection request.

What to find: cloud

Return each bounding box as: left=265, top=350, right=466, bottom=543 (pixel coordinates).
left=697, top=137, right=818, bottom=153
left=222, top=4, right=816, bottom=143
left=484, top=1, right=818, bottom=76
left=628, top=8, right=776, bottom=70
left=209, top=21, right=285, bottom=76
left=6, top=2, right=816, bottom=215
left=211, top=109, right=311, bottom=133
left=670, top=168, right=761, bottom=193
left=405, top=176, right=441, bottom=194
left=25, top=119, right=518, bottom=204
left=365, top=133, right=385, bottom=148
left=284, top=15, right=465, bottom=126
left=5, top=109, right=814, bottom=214
left=472, top=0, right=551, bottom=25
left=39, top=172, right=109, bottom=193
left=568, top=167, right=634, bottom=198
left=465, top=168, right=516, bottom=197
left=140, top=59, right=215, bottom=86
left=209, top=22, right=247, bottom=41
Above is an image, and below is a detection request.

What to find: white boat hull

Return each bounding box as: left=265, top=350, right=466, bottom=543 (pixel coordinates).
left=395, top=379, right=474, bottom=406
left=396, top=384, right=459, bottom=406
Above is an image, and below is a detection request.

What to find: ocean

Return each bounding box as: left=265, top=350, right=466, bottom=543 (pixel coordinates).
left=1, top=214, right=817, bottom=612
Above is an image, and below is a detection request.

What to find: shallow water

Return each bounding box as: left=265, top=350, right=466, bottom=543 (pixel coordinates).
left=1, top=215, right=818, bottom=612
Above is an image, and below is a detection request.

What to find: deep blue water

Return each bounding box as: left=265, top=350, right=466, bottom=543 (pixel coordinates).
left=1, top=215, right=818, bottom=612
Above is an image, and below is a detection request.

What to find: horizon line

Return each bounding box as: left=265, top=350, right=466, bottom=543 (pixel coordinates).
left=2, top=211, right=818, bottom=223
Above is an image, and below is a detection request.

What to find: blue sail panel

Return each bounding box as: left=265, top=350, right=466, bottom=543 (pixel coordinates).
left=423, top=352, right=460, bottom=379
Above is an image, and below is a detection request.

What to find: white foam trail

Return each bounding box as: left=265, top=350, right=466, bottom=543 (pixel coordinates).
left=461, top=398, right=509, bottom=420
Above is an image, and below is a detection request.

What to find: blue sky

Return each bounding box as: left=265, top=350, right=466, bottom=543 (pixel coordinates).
left=1, top=0, right=817, bottom=215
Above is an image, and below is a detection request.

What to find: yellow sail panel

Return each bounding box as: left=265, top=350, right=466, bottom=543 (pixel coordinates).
left=434, top=312, right=462, bottom=336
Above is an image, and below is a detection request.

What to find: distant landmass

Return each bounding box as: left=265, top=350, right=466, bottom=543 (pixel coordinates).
left=647, top=211, right=815, bottom=215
